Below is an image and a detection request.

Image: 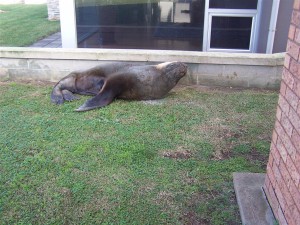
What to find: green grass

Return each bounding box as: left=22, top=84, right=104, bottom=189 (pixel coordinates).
left=0, top=4, right=60, bottom=47
left=0, top=82, right=278, bottom=224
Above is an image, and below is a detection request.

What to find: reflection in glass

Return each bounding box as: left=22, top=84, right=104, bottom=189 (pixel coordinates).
left=210, top=16, right=252, bottom=50
left=75, top=0, right=205, bottom=51
left=209, top=0, right=258, bottom=9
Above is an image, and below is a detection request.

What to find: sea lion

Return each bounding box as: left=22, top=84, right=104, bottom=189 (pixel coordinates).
left=51, top=61, right=187, bottom=111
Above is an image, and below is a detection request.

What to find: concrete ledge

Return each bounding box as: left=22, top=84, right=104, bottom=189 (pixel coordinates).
left=233, top=173, right=276, bottom=225
left=0, top=47, right=284, bottom=89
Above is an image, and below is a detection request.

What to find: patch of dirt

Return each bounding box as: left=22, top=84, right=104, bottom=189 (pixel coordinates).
left=160, top=149, right=192, bottom=159
left=76, top=195, right=113, bottom=218
left=179, top=186, right=241, bottom=225
left=191, top=118, right=247, bottom=160
left=0, top=10, right=8, bottom=13
left=215, top=127, right=246, bottom=160
left=179, top=192, right=211, bottom=225
left=59, top=187, right=72, bottom=197
left=179, top=211, right=208, bottom=225
left=247, top=148, right=269, bottom=168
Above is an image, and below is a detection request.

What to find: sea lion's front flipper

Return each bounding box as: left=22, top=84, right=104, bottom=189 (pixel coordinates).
left=75, top=89, right=115, bottom=112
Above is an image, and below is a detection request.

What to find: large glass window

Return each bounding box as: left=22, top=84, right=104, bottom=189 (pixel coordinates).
left=204, top=0, right=260, bottom=52
left=75, top=0, right=205, bottom=51
left=210, top=16, right=253, bottom=50
left=209, top=0, right=258, bottom=9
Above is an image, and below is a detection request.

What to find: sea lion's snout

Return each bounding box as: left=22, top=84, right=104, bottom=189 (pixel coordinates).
left=164, top=62, right=187, bottom=80
left=178, top=62, right=187, bottom=76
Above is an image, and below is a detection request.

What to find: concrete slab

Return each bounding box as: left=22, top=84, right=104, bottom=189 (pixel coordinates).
left=233, top=173, right=276, bottom=225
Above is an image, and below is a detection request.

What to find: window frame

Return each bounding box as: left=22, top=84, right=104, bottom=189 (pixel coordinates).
left=203, top=0, right=262, bottom=53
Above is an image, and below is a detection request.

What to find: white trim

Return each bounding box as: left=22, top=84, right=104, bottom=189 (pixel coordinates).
left=267, top=0, right=281, bottom=54
left=207, top=8, right=258, bottom=14
left=253, top=0, right=263, bottom=52
left=202, top=0, right=210, bottom=51
left=59, top=0, right=77, bottom=48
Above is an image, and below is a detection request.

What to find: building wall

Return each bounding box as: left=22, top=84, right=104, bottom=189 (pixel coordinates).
left=264, top=0, right=300, bottom=224
left=256, top=0, right=273, bottom=53
left=0, top=48, right=284, bottom=89
left=273, top=0, right=294, bottom=53
left=47, top=0, right=59, bottom=20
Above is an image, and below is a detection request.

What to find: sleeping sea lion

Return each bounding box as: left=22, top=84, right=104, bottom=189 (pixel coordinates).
left=51, top=61, right=187, bottom=111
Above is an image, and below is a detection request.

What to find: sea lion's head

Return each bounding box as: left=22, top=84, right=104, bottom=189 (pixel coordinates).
left=156, top=61, right=187, bottom=82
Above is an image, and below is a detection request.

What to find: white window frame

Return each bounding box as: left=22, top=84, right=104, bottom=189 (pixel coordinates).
left=203, top=0, right=262, bottom=53
left=60, top=0, right=77, bottom=48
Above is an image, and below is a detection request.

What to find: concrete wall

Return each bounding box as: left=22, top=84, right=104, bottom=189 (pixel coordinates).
left=0, top=47, right=284, bottom=89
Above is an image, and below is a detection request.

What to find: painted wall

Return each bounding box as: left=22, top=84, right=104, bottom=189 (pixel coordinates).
left=273, top=0, right=294, bottom=53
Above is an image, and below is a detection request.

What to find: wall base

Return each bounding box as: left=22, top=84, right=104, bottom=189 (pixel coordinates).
left=0, top=47, right=284, bottom=89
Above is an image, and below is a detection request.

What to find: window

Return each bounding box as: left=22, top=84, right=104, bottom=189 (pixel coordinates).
left=209, top=0, right=258, bottom=10
left=210, top=16, right=253, bottom=49
left=203, top=0, right=260, bottom=52
left=75, top=0, right=205, bottom=51
left=74, top=0, right=261, bottom=52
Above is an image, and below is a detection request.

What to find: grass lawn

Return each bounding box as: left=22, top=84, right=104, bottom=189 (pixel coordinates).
left=0, top=82, right=278, bottom=224
left=0, top=4, right=60, bottom=47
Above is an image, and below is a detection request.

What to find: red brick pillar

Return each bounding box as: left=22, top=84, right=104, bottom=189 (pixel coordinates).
left=264, top=1, right=300, bottom=224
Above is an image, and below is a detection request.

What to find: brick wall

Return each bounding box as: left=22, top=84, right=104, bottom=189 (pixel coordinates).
left=47, top=0, right=59, bottom=21
left=264, top=0, right=300, bottom=224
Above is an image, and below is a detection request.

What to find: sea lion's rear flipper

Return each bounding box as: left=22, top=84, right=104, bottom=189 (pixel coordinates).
left=62, top=90, right=80, bottom=102
left=51, top=87, right=64, bottom=105
left=75, top=89, right=115, bottom=112
left=51, top=88, right=79, bottom=104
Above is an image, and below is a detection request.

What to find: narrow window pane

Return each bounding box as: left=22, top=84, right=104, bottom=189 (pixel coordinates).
left=210, top=16, right=252, bottom=50
left=75, top=0, right=205, bottom=51
left=209, top=0, right=258, bottom=9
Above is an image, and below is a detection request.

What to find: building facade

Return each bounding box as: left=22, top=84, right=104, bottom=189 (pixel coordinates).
left=264, top=0, right=300, bottom=223
left=58, top=0, right=293, bottom=53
